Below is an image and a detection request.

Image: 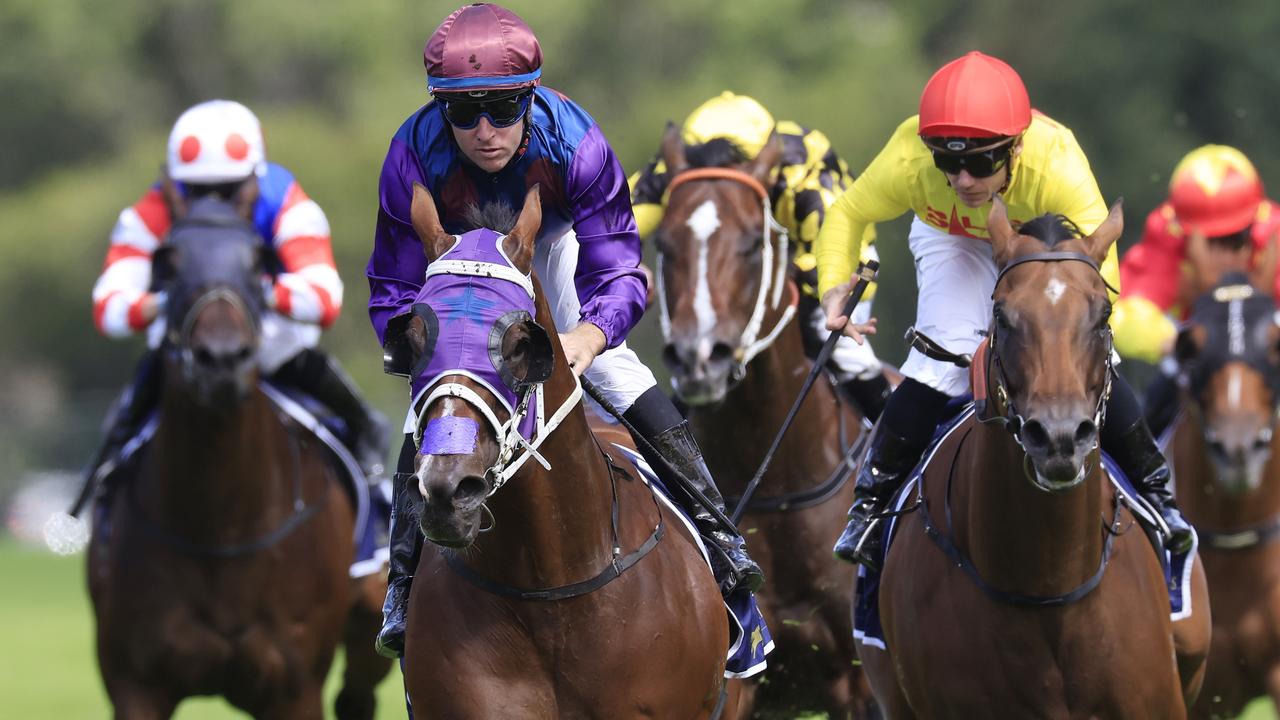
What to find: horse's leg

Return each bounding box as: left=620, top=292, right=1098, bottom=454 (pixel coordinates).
left=723, top=678, right=754, bottom=719
left=256, top=682, right=326, bottom=720
left=104, top=678, right=178, bottom=720
left=856, top=642, right=914, bottom=720
left=335, top=573, right=394, bottom=720
left=1173, top=555, right=1211, bottom=709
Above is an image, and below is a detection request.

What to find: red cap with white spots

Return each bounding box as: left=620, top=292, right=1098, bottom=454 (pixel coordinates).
left=166, top=100, right=266, bottom=183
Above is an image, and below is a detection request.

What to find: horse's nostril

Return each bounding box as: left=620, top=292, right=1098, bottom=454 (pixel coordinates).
left=662, top=344, right=683, bottom=372
left=1021, top=419, right=1051, bottom=450
left=709, top=342, right=734, bottom=364
left=194, top=346, right=216, bottom=366
left=454, top=475, right=487, bottom=505
left=1074, top=420, right=1097, bottom=447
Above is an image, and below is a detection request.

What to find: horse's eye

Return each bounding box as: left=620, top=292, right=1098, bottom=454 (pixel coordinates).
left=994, top=306, right=1012, bottom=330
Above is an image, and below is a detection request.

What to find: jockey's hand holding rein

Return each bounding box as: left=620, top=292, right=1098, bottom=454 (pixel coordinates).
left=822, top=275, right=878, bottom=344
left=560, top=321, right=607, bottom=377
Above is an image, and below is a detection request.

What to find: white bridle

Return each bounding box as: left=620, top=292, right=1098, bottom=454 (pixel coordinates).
left=411, top=252, right=582, bottom=494
left=654, top=167, right=798, bottom=380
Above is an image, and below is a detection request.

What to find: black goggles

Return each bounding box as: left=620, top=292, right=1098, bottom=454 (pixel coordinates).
left=926, top=136, right=1013, bottom=176
left=928, top=140, right=1014, bottom=178
left=438, top=92, right=531, bottom=130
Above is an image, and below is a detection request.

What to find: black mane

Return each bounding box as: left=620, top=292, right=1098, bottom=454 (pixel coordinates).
left=1016, top=214, right=1083, bottom=247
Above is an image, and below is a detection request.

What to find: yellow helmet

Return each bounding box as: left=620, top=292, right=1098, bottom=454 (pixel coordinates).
left=681, top=91, right=775, bottom=158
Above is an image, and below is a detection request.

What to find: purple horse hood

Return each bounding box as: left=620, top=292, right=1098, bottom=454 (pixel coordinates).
left=407, top=228, right=543, bottom=445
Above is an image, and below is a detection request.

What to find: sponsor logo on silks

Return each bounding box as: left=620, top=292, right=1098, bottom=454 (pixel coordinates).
left=420, top=416, right=479, bottom=456
left=750, top=626, right=765, bottom=656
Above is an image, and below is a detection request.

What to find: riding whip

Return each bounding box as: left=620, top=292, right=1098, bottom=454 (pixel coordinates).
left=580, top=376, right=738, bottom=532
left=729, top=260, right=879, bottom=523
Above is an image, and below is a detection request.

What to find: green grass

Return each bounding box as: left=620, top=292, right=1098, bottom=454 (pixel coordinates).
left=2, top=536, right=1278, bottom=719
left=0, top=539, right=406, bottom=718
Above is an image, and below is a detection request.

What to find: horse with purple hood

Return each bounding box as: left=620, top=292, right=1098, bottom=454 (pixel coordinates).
left=391, top=183, right=740, bottom=718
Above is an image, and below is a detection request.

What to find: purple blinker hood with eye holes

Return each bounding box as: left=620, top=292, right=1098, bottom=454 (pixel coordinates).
left=409, top=227, right=542, bottom=454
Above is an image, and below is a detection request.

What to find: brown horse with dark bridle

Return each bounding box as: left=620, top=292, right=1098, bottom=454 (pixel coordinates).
left=863, top=199, right=1209, bottom=718
left=653, top=124, right=875, bottom=718
left=396, top=184, right=732, bottom=718
left=88, top=184, right=391, bottom=719
left=1168, top=239, right=1280, bottom=718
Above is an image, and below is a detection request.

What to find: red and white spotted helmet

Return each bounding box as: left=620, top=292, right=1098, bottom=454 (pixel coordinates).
left=166, top=100, right=266, bottom=183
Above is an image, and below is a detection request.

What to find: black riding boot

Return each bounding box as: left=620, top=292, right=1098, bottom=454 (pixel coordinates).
left=1104, top=373, right=1194, bottom=553
left=273, top=348, right=392, bottom=482
left=375, top=436, right=423, bottom=658
left=85, top=350, right=162, bottom=487
left=624, top=387, right=764, bottom=596
left=833, top=378, right=952, bottom=569
left=840, top=373, right=892, bottom=424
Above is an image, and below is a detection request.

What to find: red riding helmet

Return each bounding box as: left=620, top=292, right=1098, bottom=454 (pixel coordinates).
left=918, top=51, right=1031, bottom=138
left=1168, top=144, right=1264, bottom=237
left=424, top=3, right=543, bottom=96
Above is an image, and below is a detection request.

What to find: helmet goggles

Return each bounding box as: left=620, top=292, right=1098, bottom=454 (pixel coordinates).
left=437, top=90, right=532, bottom=130
left=924, top=136, right=1015, bottom=178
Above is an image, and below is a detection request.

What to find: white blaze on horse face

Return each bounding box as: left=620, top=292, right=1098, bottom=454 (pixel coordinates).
left=1044, top=277, right=1067, bottom=306
left=1226, top=365, right=1244, bottom=408
left=686, top=200, right=720, bottom=341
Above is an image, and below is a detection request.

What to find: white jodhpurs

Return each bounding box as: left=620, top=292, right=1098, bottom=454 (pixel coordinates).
left=533, top=230, right=657, bottom=415
left=899, top=216, right=999, bottom=397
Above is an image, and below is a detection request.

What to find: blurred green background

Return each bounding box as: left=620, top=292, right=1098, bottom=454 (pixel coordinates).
left=3, top=0, right=1280, bottom=716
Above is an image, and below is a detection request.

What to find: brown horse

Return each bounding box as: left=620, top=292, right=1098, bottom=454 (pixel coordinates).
left=654, top=125, right=875, bottom=718
left=397, top=184, right=731, bottom=718
left=1170, top=245, right=1280, bottom=718
left=863, top=199, right=1209, bottom=718
left=88, top=187, right=391, bottom=719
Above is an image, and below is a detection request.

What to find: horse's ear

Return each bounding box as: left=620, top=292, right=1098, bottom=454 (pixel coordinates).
left=160, top=167, right=188, bottom=220
left=503, top=185, right=541, bottom=274
left=232, top=176, right=259, bottom=221
left=410, top=182, right=454, bottom=262
left=1174, top=325, right=1203, bottom=364
left=987, top=194, right=1017, bottom=267
left=1083, top=199, right=1124, bottom=266
left=500, top=317, right=554, bottom=387
left=661, top=121, right=688, bottom=176
left=748, top=132, right=783, bottom=184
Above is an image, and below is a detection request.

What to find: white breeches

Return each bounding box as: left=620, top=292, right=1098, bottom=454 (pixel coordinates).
left=533, top=230, right=656, bottom=415
left=899, top=216, right=998, bottom=397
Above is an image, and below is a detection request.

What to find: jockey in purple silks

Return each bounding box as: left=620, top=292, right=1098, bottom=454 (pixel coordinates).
left=367, top=2, right=764, bottom=658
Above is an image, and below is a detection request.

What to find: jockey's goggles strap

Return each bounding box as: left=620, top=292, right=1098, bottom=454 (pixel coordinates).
left=425, top=258, right=536, bottom=300
left=427, top=69, right=541, bottom=92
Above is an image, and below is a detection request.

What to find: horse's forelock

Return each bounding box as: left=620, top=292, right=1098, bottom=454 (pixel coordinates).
left=462, top=201, right=519, bottom=235
left=685, top=138, right=751, bottom=169
left=1015, top=214, right=1083, bottom=248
